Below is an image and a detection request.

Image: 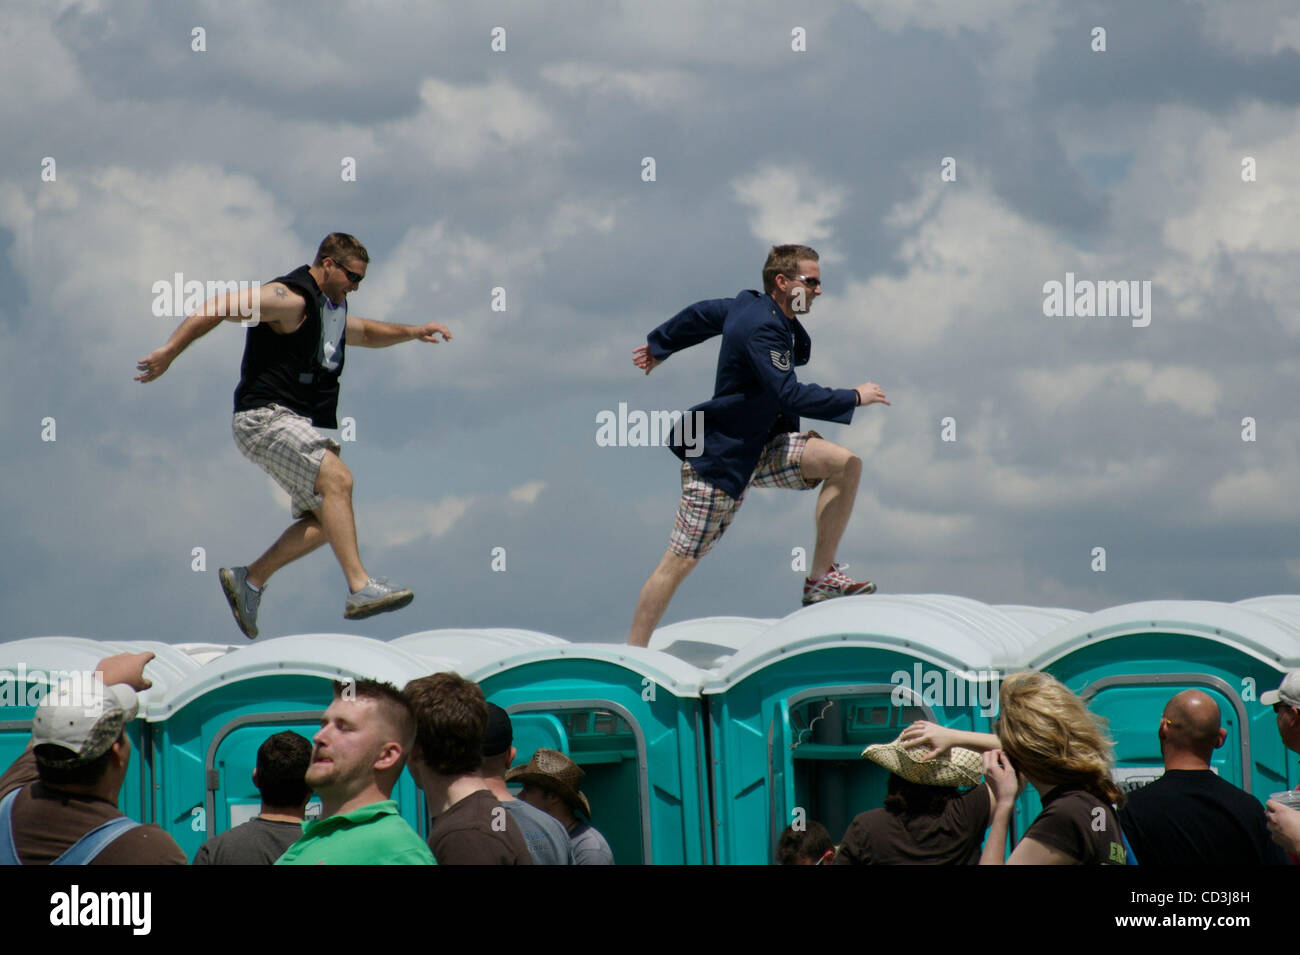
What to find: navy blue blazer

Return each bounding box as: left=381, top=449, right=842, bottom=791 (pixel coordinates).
left=646, top=290, right=857, bottom=499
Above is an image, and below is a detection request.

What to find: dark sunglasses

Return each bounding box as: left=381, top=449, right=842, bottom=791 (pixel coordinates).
left=788, top=274, right=820, bottom=289
left=329, top=259, right=364, bottom=284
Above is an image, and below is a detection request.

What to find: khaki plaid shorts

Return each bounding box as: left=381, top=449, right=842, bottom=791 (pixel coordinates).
left=232, top=404, right=341, bottom=519
left=668, top=430, right=823, bottom=559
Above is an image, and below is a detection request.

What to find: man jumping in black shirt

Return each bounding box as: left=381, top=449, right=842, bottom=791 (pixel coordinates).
left=137, top=233, right=451, bottom=637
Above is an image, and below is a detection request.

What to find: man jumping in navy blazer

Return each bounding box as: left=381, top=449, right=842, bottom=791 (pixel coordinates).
left=627, top=244, right=889, bottom=647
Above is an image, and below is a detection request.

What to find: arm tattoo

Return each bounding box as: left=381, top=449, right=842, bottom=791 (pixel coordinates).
left=274, top=286, right=287, bottom=298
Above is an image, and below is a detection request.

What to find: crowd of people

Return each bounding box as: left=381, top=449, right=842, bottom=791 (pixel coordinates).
left=0, top=652, right=613, bottom=865
left=779, top=670, right=1300, bottom=866
left=4, top=650, right=1299, bottom=866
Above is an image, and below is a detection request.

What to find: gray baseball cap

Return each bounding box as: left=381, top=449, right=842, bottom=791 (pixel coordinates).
left=1261, top=671, right=1300, bottom=709
left=32, top=680, right=139, bottom=767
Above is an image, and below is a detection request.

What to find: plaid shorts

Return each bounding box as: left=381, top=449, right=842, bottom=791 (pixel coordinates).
left=668, top=430, right=823, bottom=559
left=232, top=404, right=341, bottom=519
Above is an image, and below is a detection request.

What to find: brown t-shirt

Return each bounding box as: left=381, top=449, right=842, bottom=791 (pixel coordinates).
left=0, top=749, right=187, bottom=865
left=834, top=784, right=992, bottom=865
left=1024, top=786, right=1127, bottom=865
left=428, top=790, right=534, bottom=865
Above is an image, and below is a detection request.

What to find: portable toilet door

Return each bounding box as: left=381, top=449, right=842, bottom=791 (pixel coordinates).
left=1018, top=599, right=1300, bottom=841
left=144, top=635, right=432, bottom=860
left=703, top=596, right=1038, bottom=865
left=421, top=637, right=710, bottom=865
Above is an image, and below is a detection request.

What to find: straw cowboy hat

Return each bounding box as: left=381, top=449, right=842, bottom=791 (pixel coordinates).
left=505, top=748, right=593, bottom=818
left=862, top=735, right=983, bottom=788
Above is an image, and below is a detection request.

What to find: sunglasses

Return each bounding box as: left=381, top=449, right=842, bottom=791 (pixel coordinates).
left=786, top=274, right=820, bottom=290
left=329, top=259, right=364, bottom=284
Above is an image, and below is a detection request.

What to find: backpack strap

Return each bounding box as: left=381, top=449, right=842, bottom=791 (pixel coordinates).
left=0, top=789, right=21, bottom=866
left=52, top=815, right=140, bottom=865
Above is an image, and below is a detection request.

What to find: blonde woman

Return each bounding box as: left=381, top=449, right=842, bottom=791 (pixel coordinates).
left=900, top=671, right=1127, bottom=865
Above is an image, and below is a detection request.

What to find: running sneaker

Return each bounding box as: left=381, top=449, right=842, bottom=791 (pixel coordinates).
left=345, top=577, right=414, bottom=620
left=219, top=566, right=262, bottom=639
left=802, top=562, right=876, bottom=606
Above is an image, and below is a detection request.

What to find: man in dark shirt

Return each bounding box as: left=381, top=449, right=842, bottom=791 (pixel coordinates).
left=136, top=233, right=452, bottom=637
left=0, top=651, right=187, bottom=865
left=193, top=731, right=313, bottom=865
left=403, top=674, right=532, bottom=865
left=1119, top=689, right=1287, bottom=865
left=626, top=244, right=890, bottom=646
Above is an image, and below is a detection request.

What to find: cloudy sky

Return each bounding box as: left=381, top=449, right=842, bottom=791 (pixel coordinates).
left=3, top=0, right=1299, bottom=647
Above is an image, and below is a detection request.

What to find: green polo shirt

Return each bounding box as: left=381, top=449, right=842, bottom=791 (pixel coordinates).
left=275, top=800, right=436, bottom=865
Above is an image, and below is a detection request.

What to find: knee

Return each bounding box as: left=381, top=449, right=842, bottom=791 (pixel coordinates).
left=317, top=456, right=354, bottom=496
left=661, top=551, right=699, bottom=582
left=843, top=452, right=862, bottom=480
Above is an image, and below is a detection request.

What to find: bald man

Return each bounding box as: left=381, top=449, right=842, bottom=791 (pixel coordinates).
left=1117, top=690, right=1287, bottom=865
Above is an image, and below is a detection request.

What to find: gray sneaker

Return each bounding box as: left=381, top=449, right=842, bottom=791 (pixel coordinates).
left=344, top=577, right=414, bottom=620
left=219, top=566, right=262, bottom=639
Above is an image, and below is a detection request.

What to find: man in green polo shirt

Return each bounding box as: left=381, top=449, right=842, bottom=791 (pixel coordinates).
left=276, top=679, right=434, bottom=865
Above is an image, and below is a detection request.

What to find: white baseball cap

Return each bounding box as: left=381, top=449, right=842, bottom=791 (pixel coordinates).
left=31, top=680, right=139, bottom=767
left=1261, top=671, right=1300, bottom=709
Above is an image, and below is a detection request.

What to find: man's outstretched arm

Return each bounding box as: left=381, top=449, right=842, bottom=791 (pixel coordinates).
left=135, top=283, right=304, bottom=382
left=635, top=298, right=731, bottom=374
left=345, top=317, right=452, bottom=348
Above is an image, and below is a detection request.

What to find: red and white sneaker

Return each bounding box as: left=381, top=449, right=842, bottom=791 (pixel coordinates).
left=802, top=562, right=876, bottom=606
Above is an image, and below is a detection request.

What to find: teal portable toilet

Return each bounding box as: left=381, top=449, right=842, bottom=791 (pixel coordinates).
left=394, top=630, right=710, bottom=865
left=702, top=595, right=1043, bottom=864
left=1017, top=598, right=1300, bottom=840
left=145, top=634, right=433, bottom=860
left=0, top=637, right=200, bottom=826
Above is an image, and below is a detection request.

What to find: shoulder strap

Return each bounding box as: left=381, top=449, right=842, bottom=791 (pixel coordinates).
left=52, top=815, right=141, bottom=866
left=0, top=789, right=21, bottom=866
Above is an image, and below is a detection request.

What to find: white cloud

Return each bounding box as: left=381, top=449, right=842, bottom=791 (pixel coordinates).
left=541, top=63, right=697, bottom=108
left=731, top=164, right=846, bottom=247
left=1017, top=361, right=1222, bottom=418
left=509, top=481, right=546, bottom=504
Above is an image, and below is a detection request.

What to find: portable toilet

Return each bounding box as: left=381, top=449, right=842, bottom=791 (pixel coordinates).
left=700, top=595, right=1044, bottom=864
left=145, top=634, right=434, bottom=860
left=0, top=637, right=201, bottom=826
left=394, top=630, right=710, bottom=865
left=1018, top=599, right=1300, bottom=838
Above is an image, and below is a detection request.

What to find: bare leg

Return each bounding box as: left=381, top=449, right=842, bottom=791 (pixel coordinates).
left=246, top=516, right=329, bottom=588
left=312, top=451, right=371, bottom=592
left=799, top=438, right=863, bottom=580
left=627, top=550, right=699, bottom=647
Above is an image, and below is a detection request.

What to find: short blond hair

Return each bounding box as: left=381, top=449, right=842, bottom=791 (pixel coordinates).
left=762, top=245, right=818, bottom=294
left=314, top=233, right=370, bottom=267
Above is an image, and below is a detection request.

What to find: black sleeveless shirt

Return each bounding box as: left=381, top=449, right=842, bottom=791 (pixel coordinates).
left=232, top=265, right=347, bottom=428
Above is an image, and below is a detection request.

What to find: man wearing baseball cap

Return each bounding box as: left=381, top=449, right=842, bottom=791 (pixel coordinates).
left=1262, top=671, right=1300, bottom=857
left=0, top=651, right=187, bottom=865
left=508, top=748, right=614, bottom=865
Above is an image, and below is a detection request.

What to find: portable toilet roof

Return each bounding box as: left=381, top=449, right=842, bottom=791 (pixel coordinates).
left=648, top=616, right=776, bottom=669
left=703, top=594, right=1043, bottom=693
left=394, top=629, right=706, bottom=698
left=144, top=633, right=435, bottom=720
left=993, top=605, right=1087, bottom=639
left=173, top=643, right=237, bottom=666
left=392, top=628, right=568, bottom=677
left=1233, top=596, right=1300, bottom=636
left=0, top=637, right=202, bottom=711
left=1023, top=600, right=1300, bottom=671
